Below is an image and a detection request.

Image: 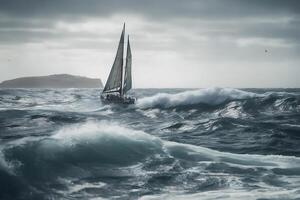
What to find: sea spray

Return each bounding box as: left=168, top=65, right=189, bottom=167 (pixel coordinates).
left=136, top=87, right=260, bottom=109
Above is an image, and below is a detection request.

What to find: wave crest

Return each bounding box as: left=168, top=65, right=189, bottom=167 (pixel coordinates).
left=136, top=87, right=259, bottom=109
left=2, top=121, right=300, bottom=199
left=4, top=121, right=299, bottom=175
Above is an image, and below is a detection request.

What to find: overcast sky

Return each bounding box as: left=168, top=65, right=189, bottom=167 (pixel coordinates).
left=0, top=0, right=299, bottom=88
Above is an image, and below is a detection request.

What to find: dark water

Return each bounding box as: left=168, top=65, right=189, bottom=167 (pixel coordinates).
left=0, top=88, right=300, bottom=200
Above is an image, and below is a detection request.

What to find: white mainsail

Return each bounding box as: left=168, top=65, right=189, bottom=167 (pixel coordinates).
left=103, top=24, right=125, bottom=94
left=123, top=36, right=132, bottom=94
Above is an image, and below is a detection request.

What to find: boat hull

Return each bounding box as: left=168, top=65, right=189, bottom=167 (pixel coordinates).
left=101, top=94, right=136, bottom=104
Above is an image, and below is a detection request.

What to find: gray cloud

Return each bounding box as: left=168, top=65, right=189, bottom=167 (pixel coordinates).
left=0, top=0, right=299, bottom=19
left=0, top=0, right=299, bottom=87
left=0, top=0, right=299, bottom=46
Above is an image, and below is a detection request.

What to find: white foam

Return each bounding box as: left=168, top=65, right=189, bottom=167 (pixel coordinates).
left=3, top=121, right=298, bottom=176
left=0, top=151, right=9, bottom=170
left=52, top=121, right=163, bottom=149
left=164, top=141, right=300, bottom=168
left=0, top=150, right=16, bottom=174
left=138, top=108, right=160, bottom=118
left=140, top=188, right=300, bottom=200
left=216, top=101, right=249, bottom=119
left=51, top=121, right=300, bottom=169
left=136, top=87, right=260, bottom=109
left=68, top=182, right=106, bottom=193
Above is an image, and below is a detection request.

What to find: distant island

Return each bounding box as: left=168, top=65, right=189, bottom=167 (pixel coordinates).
left=0, top=74, right=103, bottom=88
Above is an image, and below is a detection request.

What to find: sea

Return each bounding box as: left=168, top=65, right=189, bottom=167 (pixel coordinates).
left=0, top=88, right=300, bottom=200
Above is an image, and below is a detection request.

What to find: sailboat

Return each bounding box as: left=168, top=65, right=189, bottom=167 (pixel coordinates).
left=101, top=24, right=136, bottom=104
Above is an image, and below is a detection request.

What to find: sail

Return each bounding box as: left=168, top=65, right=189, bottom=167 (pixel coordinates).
left=103, top=24, right=125, bottom=93
left=123, top=36, right=132, bottom=94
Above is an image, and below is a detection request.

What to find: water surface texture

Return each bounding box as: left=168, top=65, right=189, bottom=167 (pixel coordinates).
left=0, top=88, right=300, bottom=200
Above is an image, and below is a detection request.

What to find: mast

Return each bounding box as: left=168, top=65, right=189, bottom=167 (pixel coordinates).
left=120, top=23, right=125, bottom=97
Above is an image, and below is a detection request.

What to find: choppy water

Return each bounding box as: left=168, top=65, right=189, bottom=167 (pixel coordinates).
left=0, top=88, right=300, bottom=200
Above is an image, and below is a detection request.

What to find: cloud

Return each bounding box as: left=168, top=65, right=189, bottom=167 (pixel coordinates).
left=0, top=0, right=299, bottom=19
left=0, top=0, right=299, bottom=46
left=0, top=0, right=299, bottom=87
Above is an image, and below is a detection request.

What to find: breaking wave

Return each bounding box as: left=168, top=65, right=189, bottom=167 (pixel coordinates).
left=136, top=87, right=260, bottom=109
left=0, top=121, right=300, bottom=199
left=1, top=88, right=300, bottom=199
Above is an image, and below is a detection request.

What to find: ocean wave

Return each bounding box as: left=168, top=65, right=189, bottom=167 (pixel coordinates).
left=1, top=121, right=300, bottom=199
left=140, top=188, right=300, bottom=200
left=3, top=121, right=300, bottom=175
left=136, top=87, right=260, bottom=109
left=1, top=88, right=300, bottom=199
left=2, top=122, right=164, bottom=177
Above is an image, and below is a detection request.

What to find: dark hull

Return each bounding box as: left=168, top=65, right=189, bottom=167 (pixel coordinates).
left=101, top=95, right=136, bottom=104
